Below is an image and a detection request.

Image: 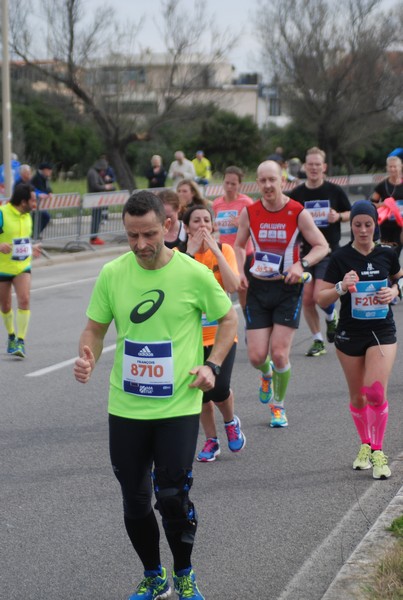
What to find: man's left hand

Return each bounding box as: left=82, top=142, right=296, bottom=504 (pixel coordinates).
left=188, top=365, right=215, bottom=391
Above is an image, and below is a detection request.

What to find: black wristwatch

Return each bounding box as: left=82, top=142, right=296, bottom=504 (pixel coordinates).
left=204, top=361, right=221, bottom=376
left=300, top=258, right=309, bottom=269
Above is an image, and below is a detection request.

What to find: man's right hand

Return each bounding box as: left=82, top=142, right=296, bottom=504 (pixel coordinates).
left=0, top=243, right=11, bottom=254
left=239, top=273, right=249, bottom=290
left=74, top=345, right=95, bottom=383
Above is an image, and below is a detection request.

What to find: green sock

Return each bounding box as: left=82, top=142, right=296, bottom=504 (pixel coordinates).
left=1, top=309, right=15, bottom=336
left=257, top=357, right=272, bottom=377
left=16, top=309, right=30, bottom=340
left=273, top=364, right=291, bottom=406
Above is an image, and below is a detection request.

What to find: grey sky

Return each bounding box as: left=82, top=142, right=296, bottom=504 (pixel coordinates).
left=83, top=0, right=399, bottom=73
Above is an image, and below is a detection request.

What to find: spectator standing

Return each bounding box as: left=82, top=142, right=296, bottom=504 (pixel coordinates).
left=267, top=146, right=284, bottom=163
left=145, top=155, right=167, bottom=189
left=86, top=158, right=116, bottom=245
left=31, top=162, right=53, bottom=238
left=192, top=151, right=212, bottom=188
left=0, top=153, right=21, bottom=190
left=100, top=154, right=116, bottom=185
left=168, top=151, right=196, bottom=188
left=14, top=164, right=32, bottom=188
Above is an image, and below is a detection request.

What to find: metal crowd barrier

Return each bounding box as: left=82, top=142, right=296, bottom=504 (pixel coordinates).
left=204, top=173, right=386, bottom=199
left=33, top=190, right=130, bottom=250
left=33, top=193, right=82, bottom=248
left=0, top=173, right=388, bottom=252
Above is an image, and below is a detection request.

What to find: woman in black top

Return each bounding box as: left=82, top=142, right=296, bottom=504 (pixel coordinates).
left=318, top=201, right=403, bottom=480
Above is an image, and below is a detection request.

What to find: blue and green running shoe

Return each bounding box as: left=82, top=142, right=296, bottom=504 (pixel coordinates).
left=7, top=337, right=18, bottom=355
left=128, top=567, right=171, bottom=600
left=173, top=568, right=204, bottom=600
left=14, top=339, right=26, bottom=358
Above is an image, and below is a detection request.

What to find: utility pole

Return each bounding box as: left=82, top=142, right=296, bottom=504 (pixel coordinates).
left=2, top=0, right=12, bottom=197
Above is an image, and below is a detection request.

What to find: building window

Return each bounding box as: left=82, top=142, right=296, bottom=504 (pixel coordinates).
left=269, top=96, right=281, bottom=116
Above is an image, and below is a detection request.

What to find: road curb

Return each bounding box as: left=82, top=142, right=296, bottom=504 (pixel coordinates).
left=33, top=243, right=127, bottom=269
left=322, top=474, right=403, bottom=599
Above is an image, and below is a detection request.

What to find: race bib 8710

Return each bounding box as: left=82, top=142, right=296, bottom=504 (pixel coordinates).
left=122, top=340, right=174, bottom=397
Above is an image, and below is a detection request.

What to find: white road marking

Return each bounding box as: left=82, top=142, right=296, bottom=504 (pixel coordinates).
left=26, top=344, right=116, bottom=377
left=26, top=300, right=241, bottom=378
left=31, top=277, right=98, bottom=293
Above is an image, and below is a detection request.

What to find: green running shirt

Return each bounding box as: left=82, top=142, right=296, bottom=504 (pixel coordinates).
left=87, top=250, right=232, bottom=420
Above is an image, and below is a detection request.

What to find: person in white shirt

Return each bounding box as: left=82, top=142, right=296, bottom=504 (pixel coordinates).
left=168, top=151, right=196, bottom=188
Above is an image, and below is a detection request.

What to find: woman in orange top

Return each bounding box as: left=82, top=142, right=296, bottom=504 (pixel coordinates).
left=182, top=205, right=246, bottom=462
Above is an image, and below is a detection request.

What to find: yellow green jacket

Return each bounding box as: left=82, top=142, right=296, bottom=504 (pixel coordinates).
left=0, top=202, right=33, bottom=275
left=192, top=157, right=212, bottom=181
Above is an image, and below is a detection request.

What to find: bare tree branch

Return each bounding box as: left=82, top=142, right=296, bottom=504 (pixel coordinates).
left=256, top=0, right=403, bottom=170
left=10, top=0, right=238, bottom=189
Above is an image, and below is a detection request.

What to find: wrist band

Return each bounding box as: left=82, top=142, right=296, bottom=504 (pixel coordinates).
left=335, top=281, right=347, bottom=295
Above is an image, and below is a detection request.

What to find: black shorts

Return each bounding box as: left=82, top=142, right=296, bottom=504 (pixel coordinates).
left=244, top=253, right=253, bottom=281
left=334, top=326, right=396, bottom=357
left=203, top=342, right=237, bottom=403
left=0, top=269, right=31, bottom=282
left=245, top=277, right=303, bottom=330
left=305, top=254, right=331, bottom=281
left=301, top=244, right=334, bottom=281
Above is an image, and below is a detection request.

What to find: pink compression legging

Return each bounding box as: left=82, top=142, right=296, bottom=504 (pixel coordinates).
left=360, top=381, right=389, bottom=451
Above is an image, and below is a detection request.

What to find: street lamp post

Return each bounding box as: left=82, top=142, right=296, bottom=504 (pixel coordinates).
left=2, top=0, right=12, bottom=197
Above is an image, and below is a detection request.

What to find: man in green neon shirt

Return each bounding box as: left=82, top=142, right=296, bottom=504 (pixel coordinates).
left=74, top=191, right=237, bottom=600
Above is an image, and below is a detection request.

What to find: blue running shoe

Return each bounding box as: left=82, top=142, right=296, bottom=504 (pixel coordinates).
left=128, top=567, right=171, bottom=599
left=196, top=438, right=220, bottom=462
left=14, top=339, right=26, bottom=358
left=173, top=568, right=204, bottom=600
left=269, top=404, right=288, bottom=428
left=259, top=368, right=273, bottom=403
left=7, top=337, right=18, bottom=355
left=224, top=415, right=246, bottom=452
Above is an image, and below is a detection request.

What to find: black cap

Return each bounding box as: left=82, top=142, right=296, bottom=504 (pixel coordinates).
left=350, top=200, right=380, bottom=241
left=38, top=162, right=53, bottom=170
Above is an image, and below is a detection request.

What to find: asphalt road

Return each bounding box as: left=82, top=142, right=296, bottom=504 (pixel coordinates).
left=2, top=252, right=403, bottom=600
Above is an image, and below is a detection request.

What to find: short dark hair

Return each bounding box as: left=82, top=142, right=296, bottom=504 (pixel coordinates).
left=182, top=204, right=214, bottom=226
left=10, top=183, right=34, bottom=206
left=157, top=189, right=180, bottom=211
left=122, top=190, right=166, bottom=224
left=224, top=165, right=244, bottom=183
